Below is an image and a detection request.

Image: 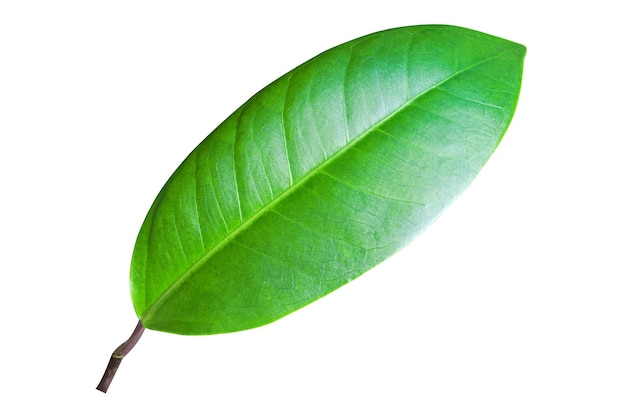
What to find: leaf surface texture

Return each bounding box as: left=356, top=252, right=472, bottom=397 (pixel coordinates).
left=130, top=25, right=526, bottom=334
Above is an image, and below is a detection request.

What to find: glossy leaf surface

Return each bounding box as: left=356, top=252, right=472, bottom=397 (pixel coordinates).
left=130, top=25, right=525, bottom=335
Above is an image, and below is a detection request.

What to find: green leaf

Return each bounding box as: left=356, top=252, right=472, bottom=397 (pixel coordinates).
left=130, top=25, right=525, bottom=335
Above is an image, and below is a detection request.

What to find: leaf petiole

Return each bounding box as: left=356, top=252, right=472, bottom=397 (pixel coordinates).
left=96, top=320, right=145, bottom=393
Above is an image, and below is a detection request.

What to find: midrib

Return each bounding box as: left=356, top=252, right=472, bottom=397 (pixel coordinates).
left=141, top=46, right=516, bottom=322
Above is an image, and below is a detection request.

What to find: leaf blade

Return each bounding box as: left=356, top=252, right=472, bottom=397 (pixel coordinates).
left=130, top=25, right=526, bottom=334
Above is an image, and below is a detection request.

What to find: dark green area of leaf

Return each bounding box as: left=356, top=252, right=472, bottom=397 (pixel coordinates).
left=130, top=25, right=526, bottom=335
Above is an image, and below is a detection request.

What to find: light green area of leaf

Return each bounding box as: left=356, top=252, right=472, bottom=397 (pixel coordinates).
left=130, top=25, right=526, bottom=335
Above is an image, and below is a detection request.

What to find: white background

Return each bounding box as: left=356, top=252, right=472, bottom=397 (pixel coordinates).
left=1, top=1, right=624, bottom=416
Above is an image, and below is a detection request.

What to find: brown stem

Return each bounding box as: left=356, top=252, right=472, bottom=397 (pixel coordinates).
left=96, top=320, right=145, bottom=393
